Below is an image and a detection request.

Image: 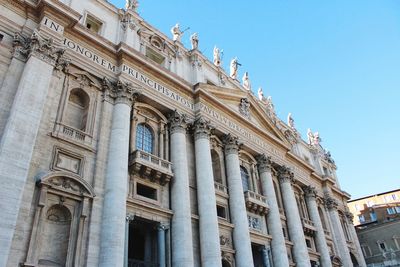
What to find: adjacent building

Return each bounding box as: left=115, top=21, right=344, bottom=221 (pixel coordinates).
left=0, top=0, right=366, bottom=266
left=348, top=189, right=400, bottom=266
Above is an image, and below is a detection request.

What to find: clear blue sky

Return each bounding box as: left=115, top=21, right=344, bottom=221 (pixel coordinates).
left=109, top=0, right=400, bottom=199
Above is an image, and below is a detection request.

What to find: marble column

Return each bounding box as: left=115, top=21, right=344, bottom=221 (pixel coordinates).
left=99, top=79, right=140, bottom=267
left=157, top=224, right=166, bottom=267
left=278, top=166, right=311, bottom=267
left=0, top=30, right=69, bottom=266
left=324, top=195, right=352, bottom=267
left=257, top=155, right=289, bottom=267
left=193, top=117, right=222, bottom=267
left=168, top=110, right=194, bottom=267
left=303, top=186, right=332, bottom=267
left=344, top=212, right=367, bottom=267
left=223, top=134, right=254, bottom=267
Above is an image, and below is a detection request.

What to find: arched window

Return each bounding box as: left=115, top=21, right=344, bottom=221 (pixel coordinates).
left=136, top=124, right=154, bottom=153
left=240, top=166, right=250, bottom=192
left=65, top=88, right=89, bottom=131
left=211, top=150, right=222, bottom=183
left=318, top=207, right=327, bottom=230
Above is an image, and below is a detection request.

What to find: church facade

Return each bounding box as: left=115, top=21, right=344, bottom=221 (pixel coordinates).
left=0, top=1, right=365, bottom=267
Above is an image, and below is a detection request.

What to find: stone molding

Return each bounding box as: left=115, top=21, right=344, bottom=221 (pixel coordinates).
left=222, top=133, right=241, bottom=155
left=13, top=29, right=70, bottom=70
left=193, top=116, right=213, bottom=140
left=324, top=195, right=339, bottom=210
left=277, top=165, right=295, bottom=184
left=303, top=185, right=317, bottom=198
left=256, top=154, right=273, bottom=173
left=102, top=77, right=141, bottom=106
left=168, top=109, right=190, bottom=134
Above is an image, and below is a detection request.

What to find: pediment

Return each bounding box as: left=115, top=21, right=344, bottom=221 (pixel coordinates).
left=195, top=83, right=291, bottom=147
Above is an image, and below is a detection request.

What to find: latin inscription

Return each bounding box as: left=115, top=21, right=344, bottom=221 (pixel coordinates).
left=41, top=17, right=64, bottom=34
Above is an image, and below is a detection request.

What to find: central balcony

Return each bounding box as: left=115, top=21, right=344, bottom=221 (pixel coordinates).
left=301, top=218, right=316, bottom=236
left=244, top=191, right=269, bottom=215
left=129, top=150, right=173, bottom=185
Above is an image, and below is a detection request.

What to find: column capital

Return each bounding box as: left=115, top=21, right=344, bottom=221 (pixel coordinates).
left=277, top=165, right=294, bottom=184
left=223, top=133, right=241, bottom=155
left=102, top=77, right=141, bottom=105
left=324, top=194, right=338, bottom=210
left=193, top=116, right=213, bottom=140
left=126, top=214, right=135, bottom=222
left=256, top=154, right=273, bottom=173
left=344, top=211, right=354, bottom=222
left=168, top=109, right=191, bottom=134
left=303, top=185, right=317, bottom=199
left=157, top=223, right=169, bottom=231
left=13, top=30, right=70, bottom=70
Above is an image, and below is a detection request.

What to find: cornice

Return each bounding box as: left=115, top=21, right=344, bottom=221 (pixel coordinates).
left=37, top=0, right=81, bottom=28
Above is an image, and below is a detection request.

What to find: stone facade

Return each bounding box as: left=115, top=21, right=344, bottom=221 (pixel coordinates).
left=348, top=189, right=400, bottom=266
left=0, top=1, right=364, bottom=267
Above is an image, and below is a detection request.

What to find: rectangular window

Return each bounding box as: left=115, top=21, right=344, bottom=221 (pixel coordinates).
left=306, top=239, right=312, bottom=248
left=367, top=200, right=374, bottom=207
left=355, top=204, right=361, bottom=211
left=216, top=205, right=227, bottom=219
left=136, top=183, right=157, bottom=201
left=384, top=195, right=391, bottom=203
left=85, top=14, right=102, bottom=34
left=387, top=207, right=396, bottom=215
left=378, top=241, right=387, bottom=251
left=393, top=194, right=398, bottom=200
left=370, top=212, right=377, bottom=221
left=358, top=214, right=365, bottom=223
left=395, top=206, right=400, bottom=214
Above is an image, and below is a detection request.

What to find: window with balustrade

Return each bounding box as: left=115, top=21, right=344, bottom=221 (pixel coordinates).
left=136, top=124, right=154, bottom=154
left=65, top=88, right=89, bottom=131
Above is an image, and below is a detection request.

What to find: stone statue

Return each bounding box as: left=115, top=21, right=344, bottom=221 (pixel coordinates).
left=266, top=96, right=275, bottom=115
left=125, top=0, right=138, bottom=11
left=257, top=87, right=265, bottom=101
left=190, top=32, right=198, bottom=50
left=171, top=23, right=182, bottom=42
left=239, top=98, right=250, bottom=118
left=287, top=113, right=295, bottom=129
left=229, top=57, right=240, bottom=79
left=242, top=72, right=251, bottom=90
left=307, top=129, right=321, bottom=146
left=213, top=46, right=222, bottom=67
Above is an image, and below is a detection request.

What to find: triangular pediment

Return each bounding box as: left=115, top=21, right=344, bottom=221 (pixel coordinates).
left=194, top=83, right=291, bottom=147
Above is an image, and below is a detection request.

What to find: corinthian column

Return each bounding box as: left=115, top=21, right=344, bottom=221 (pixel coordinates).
left=223, top=134, right=254, bottom=267
left=99, top=79, right=140, bottom=267
left=344, top=212, right=366, bottom=267
left=0, top=30, right=69, bottom=266
left=303, top=186, right=332, bottom=267
left=278, top=166, right=311, bottom=267
left=324, top=196, right=352, bottom=267
left=169, top=110, right=194, bottom=267
left=257, top=155, right=289, bottom=267
left=193, top=117, right=222, bottom=267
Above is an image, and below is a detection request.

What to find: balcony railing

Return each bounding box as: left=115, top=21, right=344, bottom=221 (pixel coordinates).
left=129, top=150, right=173, bottom=185
left=244, top=191, right=269, bottom=215
left=301, top=218, right=316, bottom=236
left=52, top=122, right=94, bottom=149
left=214, top=182, right=228, bottom=194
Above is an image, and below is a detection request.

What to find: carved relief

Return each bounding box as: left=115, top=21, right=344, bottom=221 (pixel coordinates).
left=219, top=235, right=231, bottom=247
left=239, top=98, right=250, bottom=118
left=52, top=147, right=84, bottom=175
